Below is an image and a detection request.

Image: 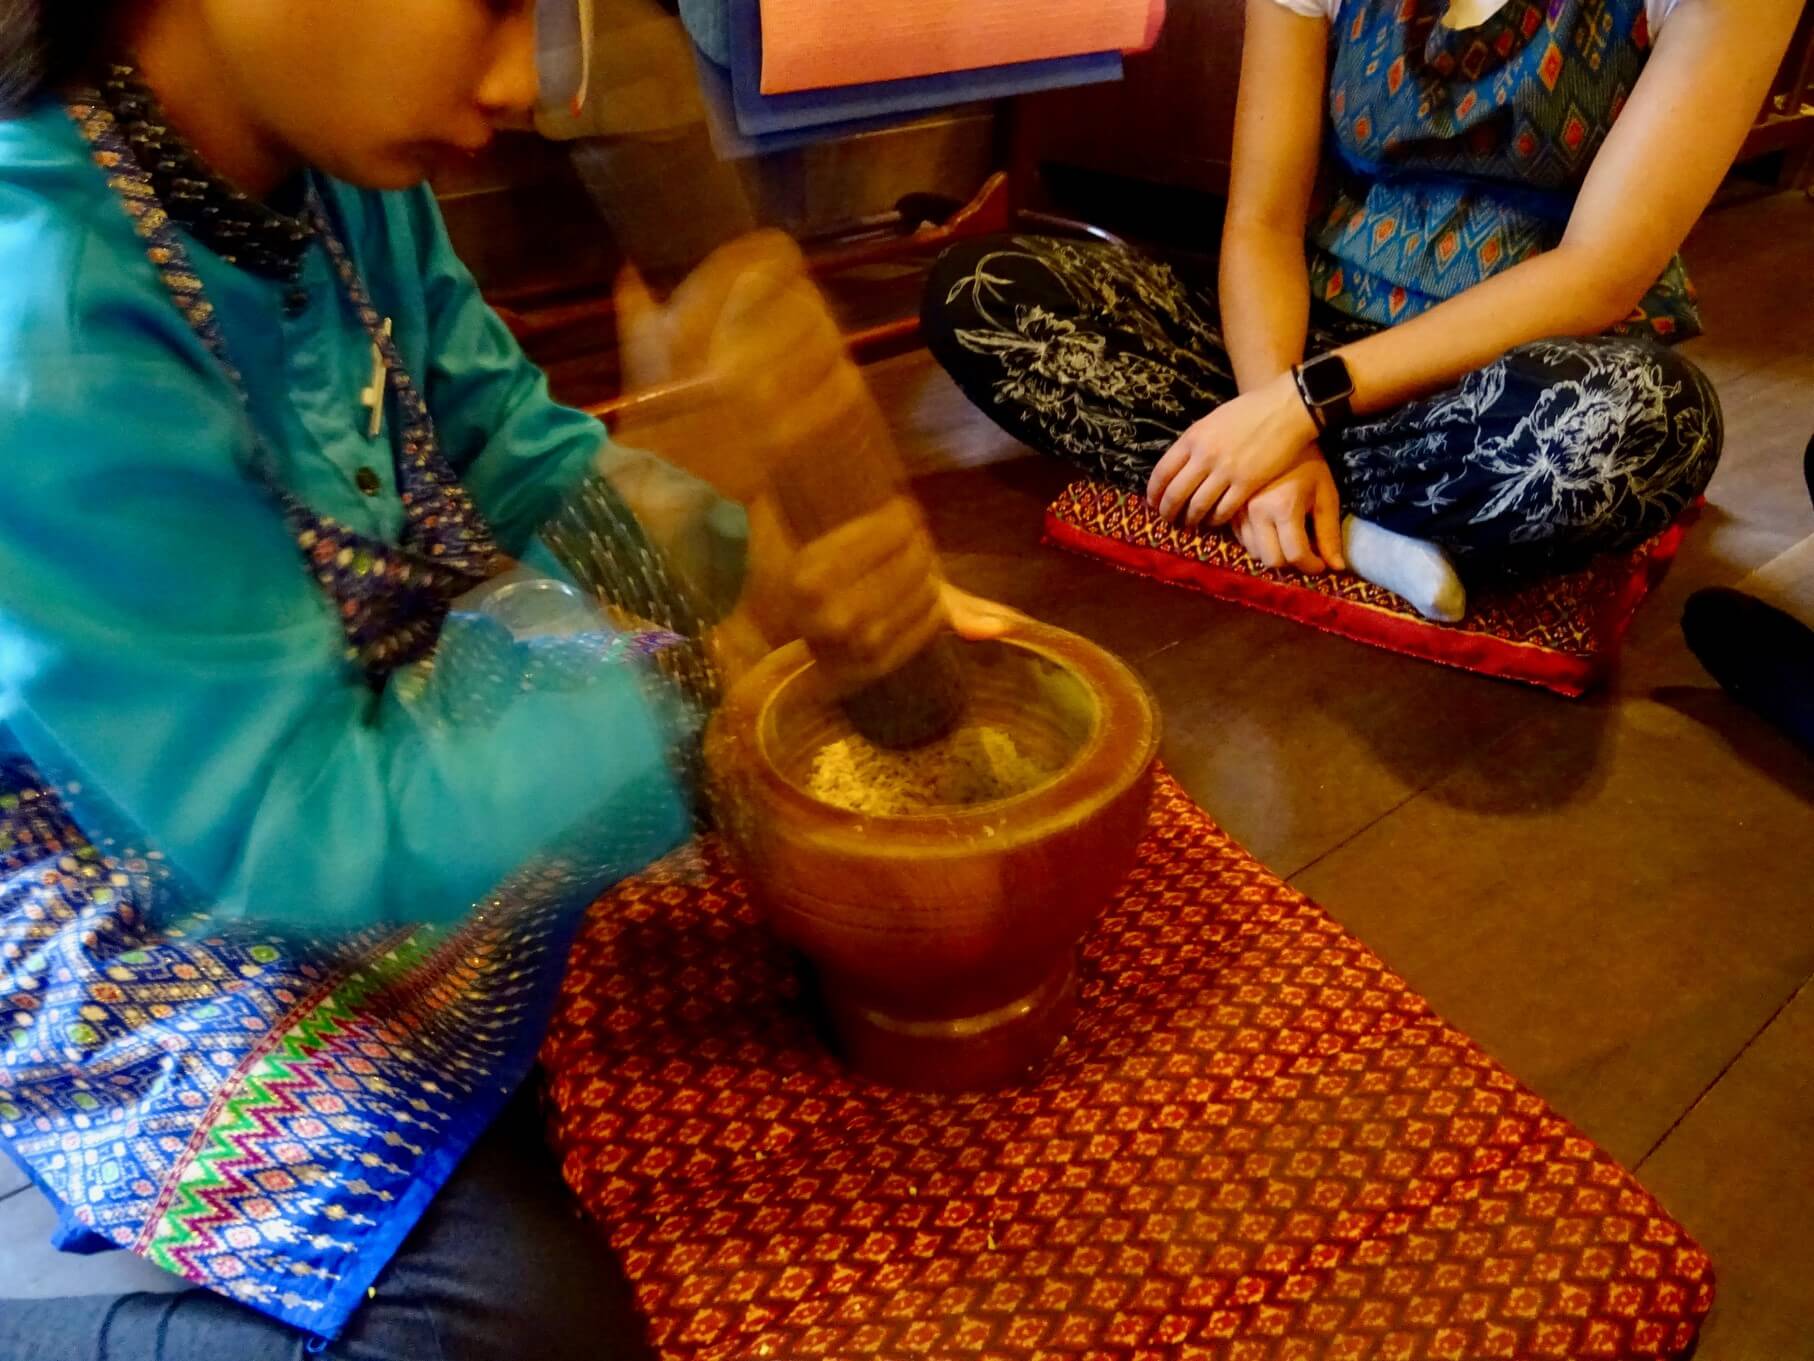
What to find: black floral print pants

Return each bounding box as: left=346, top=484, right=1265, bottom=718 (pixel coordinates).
left=922, top=235, right=1723, bottom=584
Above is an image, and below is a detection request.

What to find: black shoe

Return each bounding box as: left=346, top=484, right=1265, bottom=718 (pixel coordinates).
left=1682, top=587, right=1814, bottom=753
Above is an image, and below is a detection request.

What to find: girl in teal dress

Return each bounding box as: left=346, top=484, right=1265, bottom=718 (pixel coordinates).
left=0, top=2, right=1009, bottom=1356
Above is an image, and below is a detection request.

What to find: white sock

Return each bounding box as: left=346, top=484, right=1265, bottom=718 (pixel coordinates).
left=1341, top=516, right=1467, bottom=623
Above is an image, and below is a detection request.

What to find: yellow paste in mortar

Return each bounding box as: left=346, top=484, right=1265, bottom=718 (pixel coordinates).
left=806, top=725, right=1057, bottom=816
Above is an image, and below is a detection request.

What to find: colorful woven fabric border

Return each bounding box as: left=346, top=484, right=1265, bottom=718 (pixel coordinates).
left=541, top=773, right=1714, bottom=1360
left=0, top=755, right=586, bottom=1338
left=1043, top=482, right=1691, bottom=697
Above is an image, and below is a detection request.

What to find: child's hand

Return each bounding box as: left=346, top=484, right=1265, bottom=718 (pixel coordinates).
left=786, top=497, right=948, bottom=690
left=614, top=231, right=863, bottom=506
left=942, top=586, right=1026, bottom=642
left=616, top=230, right=813, bottom=392
left=727, top=495, right=1024, bottom=692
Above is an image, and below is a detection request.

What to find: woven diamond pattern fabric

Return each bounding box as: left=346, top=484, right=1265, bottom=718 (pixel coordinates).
left=1043, top=482, right=1691, bottom=696
left=541, top=773, right=1713, bottom=1360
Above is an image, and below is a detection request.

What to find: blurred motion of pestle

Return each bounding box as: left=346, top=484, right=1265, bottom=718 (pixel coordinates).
left=543, top=0, right=967, bottom=748
left=764, top=390, right=968, bottom=750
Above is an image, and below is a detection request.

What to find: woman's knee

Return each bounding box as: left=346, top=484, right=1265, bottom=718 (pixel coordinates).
left=1501, top=336, right=1723, bottom=493
left=1645, top=341, right=1724, bottom=476
left=921, top=233, right=1029, bottom=343
left=1626, top=342, right=1724, bottom=522
left=1382, top=338, right=1723, bottom=576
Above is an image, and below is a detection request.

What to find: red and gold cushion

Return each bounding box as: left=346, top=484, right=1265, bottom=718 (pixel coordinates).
left=541, top=773, right=1714, bottom=1360
left=1044, top=481, right=1695, bottom=697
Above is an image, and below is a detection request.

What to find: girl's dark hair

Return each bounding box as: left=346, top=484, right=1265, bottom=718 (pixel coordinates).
left=1, top=1, right=110, bottom=116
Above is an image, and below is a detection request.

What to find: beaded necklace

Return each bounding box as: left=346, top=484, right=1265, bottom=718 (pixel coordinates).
left=72, top=72, right=504, bottom=679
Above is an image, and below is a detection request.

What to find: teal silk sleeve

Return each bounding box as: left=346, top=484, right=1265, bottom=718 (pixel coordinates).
left=0, top=355, right=689, bottom=931
left=397, top=186, right=606, bottom=552
left=384, top=185, right=748, bottom=617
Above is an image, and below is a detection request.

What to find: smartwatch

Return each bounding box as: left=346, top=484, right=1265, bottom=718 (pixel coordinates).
left=1291, top=353, right=1356, bottom=435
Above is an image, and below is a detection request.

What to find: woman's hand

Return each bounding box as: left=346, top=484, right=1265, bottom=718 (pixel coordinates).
left=1230, top=456, right=1347, bottom=575
left=1146, top=372, right=1320, bottom=528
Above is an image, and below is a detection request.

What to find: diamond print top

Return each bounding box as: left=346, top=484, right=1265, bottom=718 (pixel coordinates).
left=1304, top=0, right=1701, bottom=341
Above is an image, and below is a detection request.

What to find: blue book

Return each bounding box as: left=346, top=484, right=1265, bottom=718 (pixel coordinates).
left=678, top=0, right=733, bottom=68
left=693, top=41, right=902, bottom=159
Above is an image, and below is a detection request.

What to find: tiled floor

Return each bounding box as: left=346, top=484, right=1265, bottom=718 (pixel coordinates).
left=3, top=189, right=1809, bottom=1354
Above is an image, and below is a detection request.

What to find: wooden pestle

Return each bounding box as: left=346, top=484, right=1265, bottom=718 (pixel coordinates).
left=550, top=6, right=963, bottom=748
left=766, top=395, right=968, bottom=751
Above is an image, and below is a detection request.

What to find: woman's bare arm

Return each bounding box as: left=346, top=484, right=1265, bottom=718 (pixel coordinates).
left=1336, top=0, right=1803, bottom=416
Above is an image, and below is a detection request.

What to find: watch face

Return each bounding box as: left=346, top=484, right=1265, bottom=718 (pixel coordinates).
left=1301, top=356, right=1355, bottom=406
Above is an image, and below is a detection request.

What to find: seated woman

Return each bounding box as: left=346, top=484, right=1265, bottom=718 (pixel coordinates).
left=924, top=0, right=1801, bottom=620
left=0, top=2, right=1008, bottom=1358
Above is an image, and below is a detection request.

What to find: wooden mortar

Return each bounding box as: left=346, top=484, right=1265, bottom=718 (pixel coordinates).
left=706, top=619, right=1160, bottom=1092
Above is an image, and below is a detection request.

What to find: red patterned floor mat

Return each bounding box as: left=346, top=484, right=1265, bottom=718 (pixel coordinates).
left=542, top=773, right=1713, bottom=1360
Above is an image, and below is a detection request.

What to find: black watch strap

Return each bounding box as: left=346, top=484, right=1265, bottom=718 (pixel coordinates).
left=1292, top=353, right=1356, bottom=435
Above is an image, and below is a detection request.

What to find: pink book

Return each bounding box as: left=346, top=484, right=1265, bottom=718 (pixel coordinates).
left=757, top=0, right=1166, bottom=96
